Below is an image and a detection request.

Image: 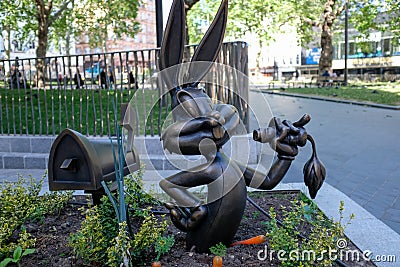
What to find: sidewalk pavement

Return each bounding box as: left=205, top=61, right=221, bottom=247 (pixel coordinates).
left=249, top=91, right=400, bottom=235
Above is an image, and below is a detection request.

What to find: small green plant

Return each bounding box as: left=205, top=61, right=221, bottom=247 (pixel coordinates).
left=265, top=198, right=354, bottom=267
left=0, top=246, right=35, bottom=267
left=274, top=193, right=291, bottom=200
left=209, top=242, right=227, bottom=257
left=252, top=211, right=260, bottom=219
left=154, top=235, right=175, bottom=262
left=209, top=242, right=227, bottom=267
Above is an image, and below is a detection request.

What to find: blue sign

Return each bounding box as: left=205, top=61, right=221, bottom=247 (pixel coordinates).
left=306, top=48, right=321, bottom=65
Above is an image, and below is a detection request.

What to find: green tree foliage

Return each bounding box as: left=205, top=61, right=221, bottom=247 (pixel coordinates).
left=187, top=0, right=219, bottom=45
left=0, top=0, right=22, bottom=58
left=187, top=0, right=280, bottom=45
left=0, top=0, right=140, bottom=57
left=0, top=0, right=140, bottom=86
left=384, top=0, right=400, bottom=35
left=73, top=0, right=140, bottom=50
left=186, top=0, right=281, bottom=69
left=184, top=0, right=202, bottom=44
left=186, top=0, right=336, bottom=71
left=349, top=0, right=400, bottom=38
left=186, top=0, right=400, bottom=73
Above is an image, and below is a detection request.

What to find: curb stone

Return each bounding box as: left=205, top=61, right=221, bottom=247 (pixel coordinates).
left=253, top=89, right=400, bottom=110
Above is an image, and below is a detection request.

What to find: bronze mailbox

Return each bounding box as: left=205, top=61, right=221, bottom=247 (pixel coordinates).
left=48, top=128, right=139, bottom=191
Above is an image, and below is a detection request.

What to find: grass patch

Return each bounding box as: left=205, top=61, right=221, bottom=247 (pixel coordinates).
left=0, top=86, right=168, bottom=136
left=276, top=82, right=400, bottom=106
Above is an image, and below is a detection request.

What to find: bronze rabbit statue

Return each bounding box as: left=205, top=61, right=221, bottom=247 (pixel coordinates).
left=158, top=0, right=325, bottom=253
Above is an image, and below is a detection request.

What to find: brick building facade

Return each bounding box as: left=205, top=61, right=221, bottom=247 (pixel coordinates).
left=74, top=0, right=156, bottom=55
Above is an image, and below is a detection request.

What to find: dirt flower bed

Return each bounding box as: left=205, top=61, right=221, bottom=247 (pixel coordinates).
left=16, top=191, right=376, bottom=267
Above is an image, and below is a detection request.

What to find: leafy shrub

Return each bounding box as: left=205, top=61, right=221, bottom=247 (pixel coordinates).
left=0, top=174, right=71, bottom=261
left=131, top=212, right=168, bottom=263
left=124, top=165, right=160, bottom=217
left=70, top=168, right=170, bottom=266
left=154, top=235, right=175, bottom=262
left=265, top=195, right=354, bottom=267
left=69, top=196, right=118, bottom=265
left=106, top=221, right=132, bottom=267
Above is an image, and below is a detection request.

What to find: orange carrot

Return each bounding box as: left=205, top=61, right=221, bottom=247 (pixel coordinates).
left=152, top=261, right=162, bottom=267
left=213, top=255, right=223, bottom=267
left=230, top=235, right=267, bottom=246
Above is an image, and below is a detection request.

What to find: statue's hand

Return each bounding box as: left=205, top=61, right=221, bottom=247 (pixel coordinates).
left=272, top=115, right=311, bottom=159
left=213, top=104, right=242, bottom=135
left=206, top=113, right=226, bottom=140
left=165, top=202, right=208, bottom=232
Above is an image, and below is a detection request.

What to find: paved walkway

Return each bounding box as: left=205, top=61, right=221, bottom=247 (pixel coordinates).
left=249, top=90, right=400, bottom=235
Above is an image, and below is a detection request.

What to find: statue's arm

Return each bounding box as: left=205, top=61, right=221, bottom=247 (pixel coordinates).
left=235, top=157, right=292, bottom=190
left=237, top=115, right=310, bottom=189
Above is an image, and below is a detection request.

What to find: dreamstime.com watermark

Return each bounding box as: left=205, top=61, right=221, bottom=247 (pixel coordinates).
left=257, top=238, right=397, bottom=263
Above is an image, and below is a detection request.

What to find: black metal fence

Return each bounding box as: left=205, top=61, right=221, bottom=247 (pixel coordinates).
left=0, top=41, right=249, bottom=136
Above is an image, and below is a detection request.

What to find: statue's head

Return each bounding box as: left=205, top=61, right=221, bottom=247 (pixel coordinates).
left=159, top=0, right=228, bottom=121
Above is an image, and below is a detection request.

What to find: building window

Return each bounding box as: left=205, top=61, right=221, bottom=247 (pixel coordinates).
left=349, top=42, right=356, bottom=57
left=148, top=2, right=154, bottom=11
left=383, top=38, right=390, bottom=56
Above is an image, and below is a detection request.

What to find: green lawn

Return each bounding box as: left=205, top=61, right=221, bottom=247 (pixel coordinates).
left=3, top=80, right=398, bottom=137
left=274, top=82, right=400, bottom=106
left=0, top=86, right=167, bottom=136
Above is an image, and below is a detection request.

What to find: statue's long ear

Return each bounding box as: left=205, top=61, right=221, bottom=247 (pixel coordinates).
left=159, top=0, right=186, bottom=92
left=187, top=0, right=228, bottom=85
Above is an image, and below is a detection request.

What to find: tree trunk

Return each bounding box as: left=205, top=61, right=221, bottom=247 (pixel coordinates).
left=255, top=39, right=263, bottom=76
left=36, top=25, right=49, bottom=88
left=318, top=0, right=336, bottom=74
left=65, top=33, right=71, bottom=56
left=36, top=3, right=51, bottom=88
left=319, top=29, right=333, bottom=74
left=6, top=28, right=11, bottom=59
